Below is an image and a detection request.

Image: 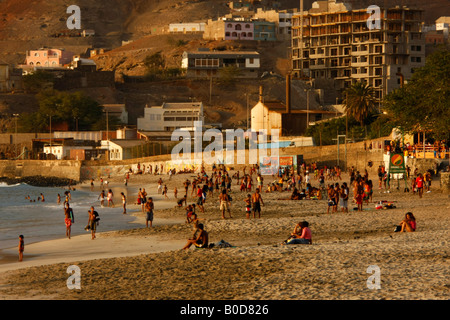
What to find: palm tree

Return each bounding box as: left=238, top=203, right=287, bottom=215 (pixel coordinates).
left=343, top=81, right=377, bottom=127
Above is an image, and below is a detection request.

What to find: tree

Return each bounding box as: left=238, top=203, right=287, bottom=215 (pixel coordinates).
left=143, top=52, right=165, bottom=72
left=19, top=90, right=102, bottom=132
left=343, top=81, right=377, bottom=127
left=384, top=47, right=450, bottom=140
left=22, top=70, right=54, bottom=93
left=218, top=65, right=242, bottom=85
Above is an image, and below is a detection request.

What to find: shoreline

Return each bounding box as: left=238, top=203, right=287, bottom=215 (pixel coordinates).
left=0, top=170, right=449, bottom=299
left=0, top=178, right=185, bottom=272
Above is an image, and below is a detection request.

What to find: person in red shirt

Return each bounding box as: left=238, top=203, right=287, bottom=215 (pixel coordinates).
left=415, top=174, right=424, bottom=198
left=284, top=221, right=312, bottom=244
left=399, top=212, right=416, bottom=232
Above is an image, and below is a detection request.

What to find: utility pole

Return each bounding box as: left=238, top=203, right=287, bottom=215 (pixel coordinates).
left=49, top=114, right=52, bottom=157
left=246, top=93, right=249, bottom=131
left=306, top=88, right=310, bottom=129
left=13, top=113, right=19, bottom=158
left=209, top=75, right=213, bottom=105
left=333, top=134, right=347, bottom=167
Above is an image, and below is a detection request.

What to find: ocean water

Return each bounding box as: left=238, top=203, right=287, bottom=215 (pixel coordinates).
left=0, top=182, right=137, bottom=250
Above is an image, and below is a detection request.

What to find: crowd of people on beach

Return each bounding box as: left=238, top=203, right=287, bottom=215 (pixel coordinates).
left=17, top=158, right=430, bottom=261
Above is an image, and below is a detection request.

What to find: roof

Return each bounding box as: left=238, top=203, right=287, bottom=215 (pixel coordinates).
left=108, top=139, right=147, bottom=148
left=436, top=16, right=450, bottom=24
left=102, top=104, right=126, bottom=113
left=162, top=102, right=203, bottom=109
left=147, top=102, right=203, bottom=109
left=184, top=50, right=260, bottom=58
left=262, top=101, right=341, bottom=114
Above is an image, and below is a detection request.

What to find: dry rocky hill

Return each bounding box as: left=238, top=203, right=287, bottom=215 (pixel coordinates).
left=0, top=0, right=449, bottom=130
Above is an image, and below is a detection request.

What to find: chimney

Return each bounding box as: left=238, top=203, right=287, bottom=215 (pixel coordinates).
left=286, top=73, right=291, bottom=113
left=259, top=85, right=263, bottom=102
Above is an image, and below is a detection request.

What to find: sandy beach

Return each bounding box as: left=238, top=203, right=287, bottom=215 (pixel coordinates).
left=0, top=169, right=448, bottom=300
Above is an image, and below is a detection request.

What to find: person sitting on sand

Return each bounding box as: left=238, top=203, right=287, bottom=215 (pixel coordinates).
left=182, top=223, right=209, bottom=250
left=290, top=188, right=300, bottom=200
left=283, top=221, right=312, bottom=245
left=398, top=212, right=416, bottom=232
left=177, top=195, right=187, bottom=207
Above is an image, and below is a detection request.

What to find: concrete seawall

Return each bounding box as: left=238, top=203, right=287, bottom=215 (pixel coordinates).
left=0, top=160, right=82, bottom=181
left=2, top=137, right=446, bottom=189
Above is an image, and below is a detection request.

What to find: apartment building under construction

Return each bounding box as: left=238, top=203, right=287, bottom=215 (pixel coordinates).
left=291, top=0, right=425, bottom=102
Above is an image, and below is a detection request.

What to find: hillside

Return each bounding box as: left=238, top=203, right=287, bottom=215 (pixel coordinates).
left=0, top=0, right=449, bottom=130
left=1, top=0, right=448, bottom=64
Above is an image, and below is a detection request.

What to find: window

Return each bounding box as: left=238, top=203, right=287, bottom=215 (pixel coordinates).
left=235, top=24, right=242, bottom=31
left=34, top=52, right=39, bottom=57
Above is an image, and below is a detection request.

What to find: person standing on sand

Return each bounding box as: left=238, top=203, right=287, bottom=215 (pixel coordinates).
left=251, top=188, right=264, bottom=218
left=88, top=207, right=98, bottom=240
left=219, top=189, right=231, bottom=219
left=18, top=235, right=24, bottom=262
left=121, top=192, right=127, bottom=214
left=145, top=197, right=154, bottom=228
left=415, top=173, right=424, bottom=198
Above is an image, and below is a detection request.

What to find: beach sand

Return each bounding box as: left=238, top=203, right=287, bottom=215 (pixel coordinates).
left=0, top=170, right=449, bottom=300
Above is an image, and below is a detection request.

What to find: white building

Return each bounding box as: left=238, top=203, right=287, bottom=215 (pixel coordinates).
left=253, top=8, right=294, bottom=39
left=169, top=23, right=206, bottom=33
left=101, top=139, right=148, bottom=160
left=435, top=16, right=450, bottom=39
left=137, top=102, right=204, bottom=132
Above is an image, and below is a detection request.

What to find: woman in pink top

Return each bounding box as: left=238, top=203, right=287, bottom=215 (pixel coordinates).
left=285, top=221, right=312, bottom=244
left=399, top=212, right=416, bottom=232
